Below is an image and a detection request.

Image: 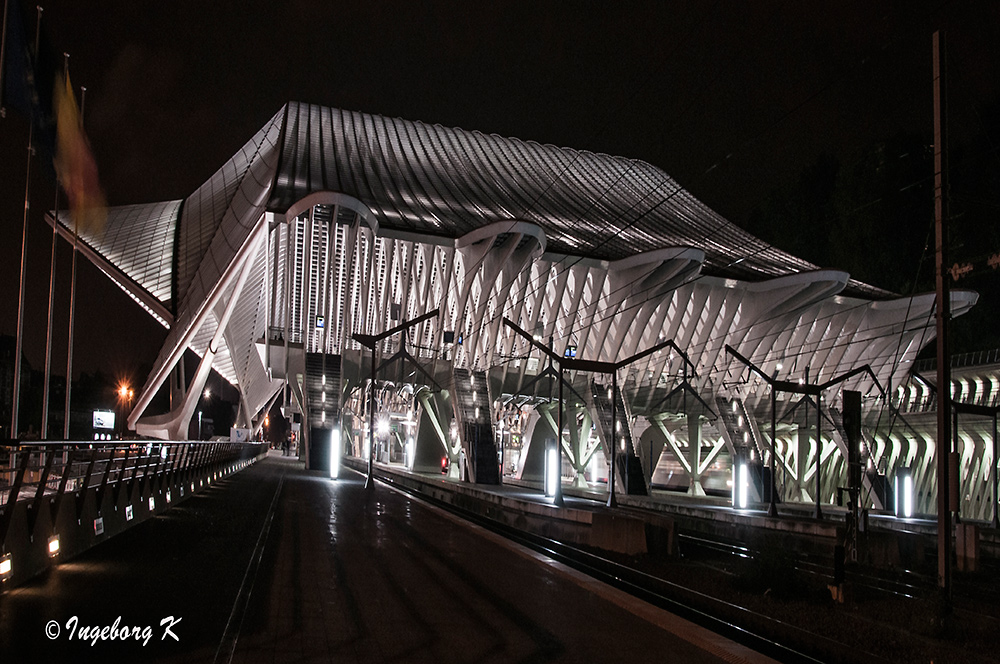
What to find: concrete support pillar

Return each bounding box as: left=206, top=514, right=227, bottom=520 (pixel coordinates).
left=796, top=425, right=810, bottom=501
left=569, top=408, right=591, bottom=489
left=688, top=414, right=705, bottom=496
left=414, top=389, right=456, bottom=475
left=520, top=404, right=555, bottom=482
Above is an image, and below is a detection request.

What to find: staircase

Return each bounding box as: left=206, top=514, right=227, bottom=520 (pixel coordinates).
left=591, top=381, right=646, bottom=495
left=304, top=353, right=340, bottom=428
left=453, top=368, right=499, bottom=484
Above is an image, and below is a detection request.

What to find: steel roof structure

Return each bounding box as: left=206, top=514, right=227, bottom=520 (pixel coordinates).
left=52, top=102, right=976, bottom=499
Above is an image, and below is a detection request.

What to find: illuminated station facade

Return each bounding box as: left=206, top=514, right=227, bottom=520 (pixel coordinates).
left=55, top=102, right=995, bottom=519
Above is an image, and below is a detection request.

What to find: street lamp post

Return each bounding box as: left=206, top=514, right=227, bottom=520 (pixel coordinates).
left=502, top=318, right=683, bottom=508
left=353, top=309, right=440, bottom=490
left=117, top=384, right=133, bottom=440
left=199, top=388, right=212, bottom=440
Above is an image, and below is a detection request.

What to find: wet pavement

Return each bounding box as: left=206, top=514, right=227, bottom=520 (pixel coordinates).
left=0, top=452, right=773, bottom=663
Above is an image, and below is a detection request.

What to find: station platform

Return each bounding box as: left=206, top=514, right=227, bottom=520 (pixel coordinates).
left=353, top=458, right=1000, bottom=569
left=0, top=451, right=777, bottom=664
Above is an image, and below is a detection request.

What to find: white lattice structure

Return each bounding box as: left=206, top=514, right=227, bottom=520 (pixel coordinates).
left=52, top=102, right=988, bottom=515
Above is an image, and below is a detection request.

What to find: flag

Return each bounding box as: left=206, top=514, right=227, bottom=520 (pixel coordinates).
left=0, top=0, right=34, bottom=117
left=1, top=0, right=57, bottom=159
left=2, top=1, right=105, bottom=231
left=54, top=71, right=106, bottom=232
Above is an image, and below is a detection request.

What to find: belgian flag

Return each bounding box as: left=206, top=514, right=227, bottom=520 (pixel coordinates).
left=2, top=1, right=105, bottom=230
left=54, top=69, right=105, bottom=231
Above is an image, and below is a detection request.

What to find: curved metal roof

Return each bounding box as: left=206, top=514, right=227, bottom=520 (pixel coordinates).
left=269, top=103, right=888, bottom=298
left=53, top=101, right=943, bottom=436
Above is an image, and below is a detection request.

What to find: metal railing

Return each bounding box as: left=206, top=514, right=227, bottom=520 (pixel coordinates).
left=0, top=440, right=266, bottom=550
left=913, top=348, right=1000, bottom=373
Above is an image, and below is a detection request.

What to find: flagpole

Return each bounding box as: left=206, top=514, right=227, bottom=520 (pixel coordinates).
left=41, top=52, right=69, bottom=439
left=11, top=4, right=42, bottom=440
left=64, top=84, right=84, bottom=440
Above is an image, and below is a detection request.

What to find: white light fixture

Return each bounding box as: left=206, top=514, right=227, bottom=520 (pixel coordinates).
left=330, top=427, right=341, bottom=479
left=895, top=468, right=913, bottom=518
left=405, top=437, right=414, bottom=470
left=0, top=554, right=11, bottom=580
left=48, top=535, right=60, bottom=557
left=149, top=497, right=155, bottom=511
left=732, top=461, right=748, bottom=509
left=545, top=443, right=559, bottom=497
left=126, top=505, right=134, bottom=521
left=166, top=490, right=172, bottom=504
left=904, top=474, right=913, bottom=517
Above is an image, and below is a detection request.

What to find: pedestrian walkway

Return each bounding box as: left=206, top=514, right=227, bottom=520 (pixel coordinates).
left=1, top=451, right=776, bottom=663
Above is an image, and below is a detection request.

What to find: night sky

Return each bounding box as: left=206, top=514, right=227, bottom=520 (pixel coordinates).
left=1, top=1, right=998, bottom=388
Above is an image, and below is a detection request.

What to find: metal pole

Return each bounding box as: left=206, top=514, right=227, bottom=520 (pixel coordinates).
left=607, top=372, right=618, bottom=508
left=933, top=29, right=952, bottom=598
left=769, top=387, right=778, bottom=517
left=993, top=412, right=998, bottom=529
left=43, top=53, right=67, bottom=438
left=953, top=406, right=961, bottom=525
left=64, top=90, right=82, bottom=439
left=555, top=361, right=564, bottom=506
left=11, top=6, right=42, bottom=440
left=815, top=391, right=823, bottom=520
left=365, top=345, right=375, bottom=489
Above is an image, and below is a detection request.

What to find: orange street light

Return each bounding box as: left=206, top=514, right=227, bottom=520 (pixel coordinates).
left=117, top=383, right=133, bottom=440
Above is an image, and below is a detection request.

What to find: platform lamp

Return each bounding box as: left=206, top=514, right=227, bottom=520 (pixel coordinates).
left=330, top=425, right=341, bottom=479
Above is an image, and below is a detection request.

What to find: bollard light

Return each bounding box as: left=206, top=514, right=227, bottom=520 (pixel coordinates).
left=330, top=427, right=341, bottom=479
left=48, top=535, right=60, bottom=557
left=545, top=440, right=559, bottom=497
left=0, top=554, right=12, bottom=581
left=732, top=461, right=749, bottom=509
left=895, top=468, right=913, bottom=518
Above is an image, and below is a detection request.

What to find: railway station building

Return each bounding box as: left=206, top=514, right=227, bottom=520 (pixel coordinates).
left=53, top=102, right=994, bottom=519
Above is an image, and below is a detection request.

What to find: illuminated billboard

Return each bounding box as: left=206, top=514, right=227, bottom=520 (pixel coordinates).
left=93, top=410, right=116, bottom=430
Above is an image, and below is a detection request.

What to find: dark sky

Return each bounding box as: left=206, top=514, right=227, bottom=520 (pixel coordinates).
left=1, top=1, right=998, bottom=385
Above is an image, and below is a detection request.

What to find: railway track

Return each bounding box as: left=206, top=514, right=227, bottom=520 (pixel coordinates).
left=372, top=470, right=880, bottom=664
left=679, top=529, right=1000, bottom=628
